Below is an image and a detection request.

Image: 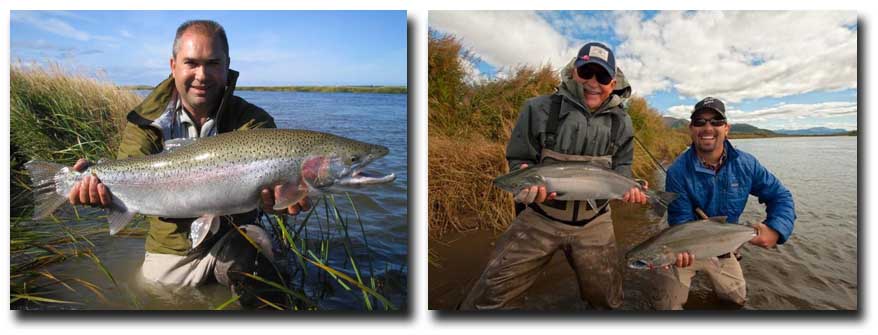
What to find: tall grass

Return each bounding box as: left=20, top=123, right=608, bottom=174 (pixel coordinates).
left=9, top=63, right=398, bottom=311
left=10, top=63, right=138, bottom=215
left=427, top=33, right=689, bottom=238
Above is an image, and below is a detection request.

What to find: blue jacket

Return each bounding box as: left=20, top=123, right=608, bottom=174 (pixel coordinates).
left=665, top=140, right=796, bottom=244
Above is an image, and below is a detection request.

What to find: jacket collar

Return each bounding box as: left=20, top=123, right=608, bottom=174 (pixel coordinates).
left=688, top=139, right=738, bottom=175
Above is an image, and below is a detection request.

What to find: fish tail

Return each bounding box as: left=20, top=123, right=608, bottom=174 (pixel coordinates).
left=647, top=190, right=679, bottom=218
left=23, top=160, right=71, bottom=220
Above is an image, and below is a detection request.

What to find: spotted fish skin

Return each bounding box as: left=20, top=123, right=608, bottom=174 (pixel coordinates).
left=25, top=129, right=393, bottom=241
left=625, top=218, right=757, bottom=270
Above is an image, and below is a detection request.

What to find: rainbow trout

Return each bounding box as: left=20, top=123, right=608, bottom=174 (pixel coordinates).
left=492, top=162, right=678, bottom=217
left=625, top=217, right=757, bottom=270
left=25, top=129, right=395, bottom=247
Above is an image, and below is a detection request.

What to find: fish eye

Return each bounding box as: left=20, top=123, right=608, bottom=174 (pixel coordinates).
left=350, top=155, right=361, bottom=163
left=631, top=260, right=649, bottom=269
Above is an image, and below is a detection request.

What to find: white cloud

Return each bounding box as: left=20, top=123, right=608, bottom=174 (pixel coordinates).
left=728, top=101, right=857, bottom=124
left=460, top=57, right=487, bottom=85
left=13, top=12, right=90, bottom=41
left=666, top=104, right=694, bottom=119
left=614, top=11, right=857, bottom=102
left=666, top=101, right=858, bottom=131
left=427, top=11, right=857, bottom=105
left=429, top=11, right=578, bottom=73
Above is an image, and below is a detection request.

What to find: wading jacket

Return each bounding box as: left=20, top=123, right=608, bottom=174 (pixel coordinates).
left=117, top=69, right=276, bottom=255
left=665, top=140, right=796, bottom=244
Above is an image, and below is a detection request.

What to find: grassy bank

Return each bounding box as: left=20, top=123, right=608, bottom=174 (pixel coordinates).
left=10, top=64, right=397, bottom=311
left=122, top=85, right=407, bottom=94
left=10, top=64, right=139, bottom=216
left=427, top=33, right=689, bottom=238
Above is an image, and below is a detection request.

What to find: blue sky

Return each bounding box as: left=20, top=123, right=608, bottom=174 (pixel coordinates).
left=11, top=11, right=407, bottom=86
left=430, top=11, right=858, bottom=131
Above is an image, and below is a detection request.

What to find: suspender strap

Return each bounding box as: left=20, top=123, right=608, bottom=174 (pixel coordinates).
left=544, top=94, right=563, bottom=150
left=608, top=111, right=620, bottom=155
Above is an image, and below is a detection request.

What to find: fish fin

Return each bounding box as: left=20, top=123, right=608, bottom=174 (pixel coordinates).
left=707, top=216, right=728, bottom=223
left=272, top=181, right=309, bottom=211
left=163, top=138, right=199, bottom=152
left=107, top=202, right=136, bottom=235
left=586, top=199, right=598, bottom=211
left=97, top=157, right=110, bottom=165
left=24, top=160, right=71, bottom=220
left=241, top=225, right=275, bottom=262
left=190, top=215, right=219, bottom=248
left=647, top=190, right=679, bottom=218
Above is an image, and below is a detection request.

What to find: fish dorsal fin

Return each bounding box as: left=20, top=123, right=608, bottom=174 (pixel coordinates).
left=163, top=138, right=199, bottom=152
left=707, top=216, right=728, bottom=223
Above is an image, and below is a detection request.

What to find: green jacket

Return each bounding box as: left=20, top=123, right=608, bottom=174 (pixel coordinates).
left=117, top=69, right=276, bottom=255
left=506, top=59, right=634, bottom=178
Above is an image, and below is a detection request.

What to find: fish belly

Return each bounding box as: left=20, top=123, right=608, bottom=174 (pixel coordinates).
left=545, top=177, right=626, bottom=201
left=95, top=159, right=297, bottom=218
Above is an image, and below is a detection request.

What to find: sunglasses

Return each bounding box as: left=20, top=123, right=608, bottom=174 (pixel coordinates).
left=691, top=118, right=727, bottom=127
left=576, top=66, right=613, bottom=85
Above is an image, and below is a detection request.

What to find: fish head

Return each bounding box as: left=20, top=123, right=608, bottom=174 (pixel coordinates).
left=301, top=135, right=394, bottom=190
left=493, top=169, right=544, bottom=194
left=626, top=245, right=676, bottom=270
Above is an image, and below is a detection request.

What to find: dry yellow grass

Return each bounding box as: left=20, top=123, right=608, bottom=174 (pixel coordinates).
left=428, top=135, right=515, bottom=238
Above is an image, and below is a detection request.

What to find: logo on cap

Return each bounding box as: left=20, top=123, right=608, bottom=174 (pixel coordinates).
left=588, top=46, right=609, bottom=62
left=581, top=55, right=590, bottom=61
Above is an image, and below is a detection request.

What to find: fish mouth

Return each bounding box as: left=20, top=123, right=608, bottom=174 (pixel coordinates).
left=336, top=147, right=395, bottom=187
left=337, top=169, right=396, bottom=186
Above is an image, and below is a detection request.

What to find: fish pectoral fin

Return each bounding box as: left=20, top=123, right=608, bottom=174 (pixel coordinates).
left=190, top=214, right=219, bottom=249
left=272, top=182, right=309, bottom=211
left=107, top=202, right=136, bottom=235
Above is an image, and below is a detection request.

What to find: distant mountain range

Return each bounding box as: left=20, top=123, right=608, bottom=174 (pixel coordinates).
left=772, top=127, right=851, bottom=135
left=661, top=117, right=853, bottom=136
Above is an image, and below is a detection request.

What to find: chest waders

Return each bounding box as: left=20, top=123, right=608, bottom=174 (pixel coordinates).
left=517, top=94, right=622, bottom=226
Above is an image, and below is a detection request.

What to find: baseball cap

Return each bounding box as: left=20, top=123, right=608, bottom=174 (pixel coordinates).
left=692, top=97, right=727, bottom=119
left=574, top=42, right=615, bottom=79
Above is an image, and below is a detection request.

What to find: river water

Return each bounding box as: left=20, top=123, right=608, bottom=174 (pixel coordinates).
left=429, top=136, right=857, bottom=310
left=24, top=90, right=408, bottom=310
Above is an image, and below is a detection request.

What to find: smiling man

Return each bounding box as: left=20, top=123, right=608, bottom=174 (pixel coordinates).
left=64, top=20, right=307, bottom=308
left=653, top=97, right=796, bottom=310
left=460, top=42, right=648, bottom=310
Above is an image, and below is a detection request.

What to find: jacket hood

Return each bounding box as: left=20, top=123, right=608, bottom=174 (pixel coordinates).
left=557, top=57, right=622, bottom=115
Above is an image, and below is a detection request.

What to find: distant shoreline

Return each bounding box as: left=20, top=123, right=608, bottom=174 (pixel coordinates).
left=730, top=132, right=857, bottom=139
left=120, top=85, right=407, bottom=94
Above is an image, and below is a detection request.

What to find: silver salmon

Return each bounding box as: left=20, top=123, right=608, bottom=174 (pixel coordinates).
left=625, top=217, right=757, bottom=270
left=492, top=162, right=678, bottom=217
left=25, top=128, right=396, bottom=247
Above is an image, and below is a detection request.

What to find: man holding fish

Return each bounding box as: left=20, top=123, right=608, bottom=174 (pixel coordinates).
left=650, top=97, right=796, bottom=310
left=461, top=42, right=659, bottom=310
left=59, top=20, right=311, bottom=307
